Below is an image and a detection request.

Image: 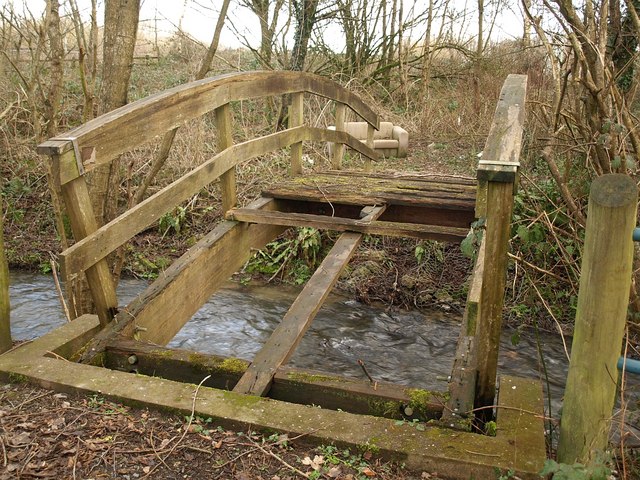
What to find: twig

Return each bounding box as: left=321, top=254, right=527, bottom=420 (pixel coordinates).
left=72, top=437, right=80, bottom=480
left=357, top=359, right=375, bottom=384
left=248, top=436, right=310, bottom=479
left=50, top=253, right=72, bottom=322
left=0, top=435, right=6, bottom=467
left=211, top=446, right=261, bottom=469
left=141, top=375, right=211, bottom=479
left=464, top=450, right=501, bottom=457
left=507, top=252, right=567, bottom=283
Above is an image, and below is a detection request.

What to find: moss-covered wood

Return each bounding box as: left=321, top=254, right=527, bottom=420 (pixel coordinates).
left=0, top=210, right=11, bottom=353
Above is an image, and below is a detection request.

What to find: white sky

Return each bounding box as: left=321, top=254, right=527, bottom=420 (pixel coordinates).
left=1, top=1, right=526, bottom=51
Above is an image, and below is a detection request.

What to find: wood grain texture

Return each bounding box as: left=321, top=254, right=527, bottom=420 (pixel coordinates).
left=37, top=71, right=379, bottom=183
left=332, top=102, right=346, bottom=169
left=263, top=171, right=476, bottom=210
left=58, top=152, right=118, bottom=326
left=228, top=208, right=469, bottom=242
left=558, top=174, right=637, bottom=464
left=289, top=92, right=304, bottom=175
left=0, top=211, right=11, bottom=353
left=233, top=231, right=365, bottom=396
left=477, top=74, right=527, bottom=182
left=215, top=103, right=237, bottom=212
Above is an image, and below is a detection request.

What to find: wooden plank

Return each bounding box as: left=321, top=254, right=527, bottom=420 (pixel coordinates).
left=263, top=171, right=476, bottom=210
left=473, top=181, right=515, bottom=418
left=56, top=151, right=118, bottom=326
left=289, top=92, right=304, bottom=175
left=233, top=232, right=365, bottom=396
left=332, top=102, right=346, bottom=169
left=306, top=126, right=379, bottom=162
left=103, top=338, right=445, bottom=420
left=557, top=175, right=637, bottom=464
left=476, top=74, right=527, bottom=183
left=37, top=71, right=379, bottom=181
left=228, top=207, right=469, bottom=243
left=0, top=210, right=11, bottom=353
left=365, top=123, right=374, bottom=172
left=60, top=127, right=307, bottom=277
left=78, top=198, right=285, bottom=363
left=215, top=103, right=237, bottom=212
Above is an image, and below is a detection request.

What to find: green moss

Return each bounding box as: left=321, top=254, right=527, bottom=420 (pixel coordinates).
left=368, top=399, right=402, bottom=418
left=218, top=357, right=249, bottom=375
left=8, top=372, right=28, bottom=384
left=285, top=372, right=346, bottom=384
left=221, top=390, right=264, bottom=408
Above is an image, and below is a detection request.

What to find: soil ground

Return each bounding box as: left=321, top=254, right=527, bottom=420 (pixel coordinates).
left=0, top=381, right=437, bottom=480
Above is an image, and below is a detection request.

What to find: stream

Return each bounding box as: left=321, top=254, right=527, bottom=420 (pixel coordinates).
left=7, top=271, right=640, bottom=420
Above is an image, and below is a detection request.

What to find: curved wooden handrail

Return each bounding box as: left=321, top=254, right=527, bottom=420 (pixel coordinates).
left=37, top=70, right=379, bottom=181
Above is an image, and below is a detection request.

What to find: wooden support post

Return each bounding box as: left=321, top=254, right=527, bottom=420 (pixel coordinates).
left=215, top=103, right=237, bottom=212
left=332, top=102, right=346, bottom=169
left=473, top=181, right=514, bottom=417
left=365, top=124, right=374, bottom=172
left=56, top=151, right=118, bottom=326
left=0, top=209, right=11, bottom=354
left=289, top=92, right=304, bottom=175
left=558, top=174, right=637, bottom=464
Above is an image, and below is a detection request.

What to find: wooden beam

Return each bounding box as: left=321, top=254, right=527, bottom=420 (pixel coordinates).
left=78, top=198, right=285, bottom=363
left=56, top=151, right=118, bottom=326
left=0, top=209, right=11, bottom=353
left=332, top=102, right=346, bottom=169
left=103, top=338, right=445, bottom=420
left=365, top=123, right=375, bottom=172
left=227, top=207, right=469, bottom=243
left=215, top=103, right=237, bottom=212
left=233, top=206, right=385, bottom=396
left=558, top=174, right=637, bottom=464
left=289, top=92, right=304, bottom=175
left=37, top=71, right=379, bottom=182
left=233, top=233, right=365, bottom=395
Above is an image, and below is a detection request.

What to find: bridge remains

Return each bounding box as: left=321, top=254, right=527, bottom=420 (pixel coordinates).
left=0, top=71, right=544, bottom=478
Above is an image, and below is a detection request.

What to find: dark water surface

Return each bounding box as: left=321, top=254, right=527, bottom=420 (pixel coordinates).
left=8, top=271, right=639, bottom=417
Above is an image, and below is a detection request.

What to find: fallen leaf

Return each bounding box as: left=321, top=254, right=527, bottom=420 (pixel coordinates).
left=142, top=466, right=151, bottom=474
left=159, top=438, right=171, bottom=450
left=301, top=454, right=325, bottom=471
left=362, top=466, right=377, bottom=477
left=213, top=439, right=223, bottom=449
left=363, top=450, right=372, bottom=460
left=327, top=466, right=342, bottom=478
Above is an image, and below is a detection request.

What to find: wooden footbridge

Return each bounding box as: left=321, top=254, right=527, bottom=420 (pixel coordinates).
left=2, top=71, right=545, bottom=477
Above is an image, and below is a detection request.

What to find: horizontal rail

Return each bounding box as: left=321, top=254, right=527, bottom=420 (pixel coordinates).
left=37, top=71, right=379, bottom=183
left=59, top=126, right=379, bottom=276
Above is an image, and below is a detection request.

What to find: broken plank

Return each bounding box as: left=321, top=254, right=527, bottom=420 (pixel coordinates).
left=227, top=208, right=469, bottom=243
left=233, top=231, right=365, bottom=396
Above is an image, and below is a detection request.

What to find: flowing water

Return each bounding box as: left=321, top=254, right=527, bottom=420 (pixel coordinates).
left=7, top=271, right=640, bottom=419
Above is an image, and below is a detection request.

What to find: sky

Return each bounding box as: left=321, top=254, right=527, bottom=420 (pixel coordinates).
left=1, top=0, right=527, bottom=51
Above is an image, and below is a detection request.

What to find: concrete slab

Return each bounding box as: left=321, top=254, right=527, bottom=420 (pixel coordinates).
left=0, top=316, right=546, bottom=479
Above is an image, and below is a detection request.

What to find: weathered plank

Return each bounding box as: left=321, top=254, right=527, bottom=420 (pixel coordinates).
left=558, top=174, right=637, bottom=464
left=78, top=198, right=285, bottom=363
left=233, top=232, right=364, bottom=396
left=442, top=237, right=485, bottom=428
left=215, top=103, right=236, bottom=212
left=56, top=151, right=118, bottom=326
left=264, top=171, right=476, bottom=210
left=37, top=71, right=379, bottom=182
left=332, top=102, right=346, bottom=169
left=476, top=74, right=527, bottom=183
left=104, top=338, right=445, bottom=420
left=227, top=208, right=469, bottom=242
left=473, top=181, right=515, bottom=417
left=289, top=92, right=304, bottom=175
left=0, top=209, right=11, bottom=353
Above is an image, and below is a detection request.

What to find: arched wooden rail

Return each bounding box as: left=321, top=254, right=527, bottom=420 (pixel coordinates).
left=38, top=71, right=381, bottom=327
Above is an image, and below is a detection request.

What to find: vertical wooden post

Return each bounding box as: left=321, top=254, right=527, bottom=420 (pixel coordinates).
left=558, top=174, right=637, bottom=464
left=0, top=207, right=12, bottom=354
left=215, top=103, right=237, bottom=212
left=473, top=178, right=515, bottom=416
left=332, top=102, right=346, bottom=169
left=364, top=123, right=374, bottom=172
left=57, top=151, right=118, bottom=327
left=289, top=92, right=304, bottom=175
